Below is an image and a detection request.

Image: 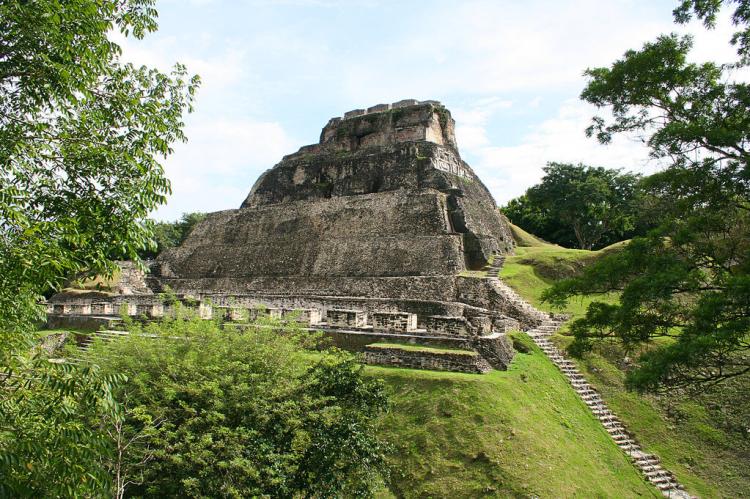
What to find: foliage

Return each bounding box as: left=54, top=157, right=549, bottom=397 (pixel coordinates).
left=0, top=0, right=197, bottom=493
left=673, top=0, right=750, bottom=65
left=543, top=3, right=750, bottom=390
left=138, top=212, right=207, bottom=259
left=0, top=0, right=199, bottom=355
left=371, top=334, right=659, bottom=498
left=0, top=353, right=124, bottom=497
left=501, top=243, right=750, bottom=496
left=502, top=162, right=642, bottom=250
left=88, top=312, right=389, bottom=498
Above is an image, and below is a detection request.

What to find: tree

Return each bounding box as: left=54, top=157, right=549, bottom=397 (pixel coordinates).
left=0, top=0, right=199, bottom=353
left=0, top=0, right=198, bottom=493
left=138, top=212, right=207, bottom=259
left=502, top=162, right=641, bottom=250
left=89, top=312, right=389, bottom=498
left=544, top=2, right=750, bottom=390
left=0, top=354, right=124, bottom=497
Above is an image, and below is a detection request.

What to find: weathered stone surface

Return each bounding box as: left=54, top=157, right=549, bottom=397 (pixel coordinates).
left=472, top=333, right=516, bottom=370
left=363, top=345, right=491, bottom=374
left=50, top=101, right=543, bottom=370
left=116, top=261, right=151, bottom=295
left=157, top=100, right=513, bottom=296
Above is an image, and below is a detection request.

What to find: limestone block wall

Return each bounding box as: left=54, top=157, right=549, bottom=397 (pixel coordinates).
left=243, top=143, right=468, bottom=209
left=363, top=346, right=491, bottom=374
left=158, top=191, right=466, bottom=281
left=91, top=303, right=113, bottom=315
left=472, top=333, right=515, bottom=371
left=456, top=277, right=546, bottom=329
left=278, top=308, right=322, bottom=325
left=423, top=316, right=471, bottom=336
left=115, top=261, right=152, bottom=295
left=327, top=309, right=368, bottom=328
left=372, top=312, right=418, bottom=333
left=68, top=303, right=91, bottom=315
left=135, top=303, right=163, bottom=318
left=319, top=100, right=457, bottom=154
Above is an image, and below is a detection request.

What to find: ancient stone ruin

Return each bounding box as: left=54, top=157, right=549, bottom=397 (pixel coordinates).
left=48, top=99, right=547, bottom=372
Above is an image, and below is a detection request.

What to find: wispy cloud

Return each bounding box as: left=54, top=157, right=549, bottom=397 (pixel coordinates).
left=114, top=0, right=744, bottom=219
left=462, top=100, right=658, bottom=206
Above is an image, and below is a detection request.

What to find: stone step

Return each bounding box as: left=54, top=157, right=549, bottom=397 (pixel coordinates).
left=577, top=391, right=598, bottom=398
left=650, top=475, right=676, bottom=485
left=645, top=469, right=671, bottom=479
left=603, top=423, right=625, bottom=431
left=497, top=286, right=691, bottom=497
left=635, top=457, right=660, bottom=466
left=97, top=330, right=130, bottom=336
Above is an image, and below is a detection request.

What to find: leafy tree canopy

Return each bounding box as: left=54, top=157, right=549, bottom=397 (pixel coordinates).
left=0, top=0, right=198, bottom=494
left=0, top=356, right=124, bottom=497
left=673, top=0, right=750, bottom=65
left=502, top=162, right=642, bottom=250
left=138, top=212, right=206, bottom=259
left=0, top=0, right=199, bottom=354
left=544, top=2, right=750, bottom=391
left=90, top=313, right=389, bottom=498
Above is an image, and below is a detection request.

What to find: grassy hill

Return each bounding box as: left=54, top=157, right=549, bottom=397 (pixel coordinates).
left=498, top=232, right=750, bottom=498
left=508, top=222, right=555, bottom=248
left=369, top=333, right=659, bottom=498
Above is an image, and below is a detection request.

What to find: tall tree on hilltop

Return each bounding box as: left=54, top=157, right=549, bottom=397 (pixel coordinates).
left=502, top=162, right=641, bottom=250
left=0, top=1, right=198, bottom=495
left=544, top=1, right=750, bottom=391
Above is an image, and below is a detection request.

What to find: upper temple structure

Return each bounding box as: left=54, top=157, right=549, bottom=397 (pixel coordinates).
left=48, top=100, right=551, bottom=372
left=158, top=99, right=513, bottom=285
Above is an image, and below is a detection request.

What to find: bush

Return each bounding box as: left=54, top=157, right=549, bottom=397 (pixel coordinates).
left=90, top=311, right=389, bottom=498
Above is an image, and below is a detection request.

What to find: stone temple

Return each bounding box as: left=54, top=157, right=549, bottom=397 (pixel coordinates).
left=49, top=100, right=549, bottom=372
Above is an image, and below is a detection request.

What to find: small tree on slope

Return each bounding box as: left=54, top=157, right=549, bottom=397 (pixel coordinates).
left=544, top=1, right=750, bottom=390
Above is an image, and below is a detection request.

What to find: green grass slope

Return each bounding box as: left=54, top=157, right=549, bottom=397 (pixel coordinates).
left=369, top=334, right=658, bottom=498
left=499, top=236, right=750, bottom=498
left=508, top=222, right=555, bottom=248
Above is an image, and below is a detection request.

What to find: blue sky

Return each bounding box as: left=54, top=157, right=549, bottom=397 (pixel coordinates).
left=118, top=0, right=741, bottom=220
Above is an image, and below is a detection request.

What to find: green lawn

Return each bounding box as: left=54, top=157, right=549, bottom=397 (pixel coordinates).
left=508, top=222, right=556, bottom=248
left=368, top=333, right=659, bottom=498
left=499, top=239, right=750, bottom=498
left=500, top=245, right=619, bottom=329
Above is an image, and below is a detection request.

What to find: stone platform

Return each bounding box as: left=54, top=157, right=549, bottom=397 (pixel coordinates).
left=48, top=100, right=541, bottom=372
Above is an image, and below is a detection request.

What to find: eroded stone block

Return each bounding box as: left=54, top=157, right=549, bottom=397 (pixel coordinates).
left=327, top=309, right=368, bottom=328
left=372, top=312, right=418, bottom=333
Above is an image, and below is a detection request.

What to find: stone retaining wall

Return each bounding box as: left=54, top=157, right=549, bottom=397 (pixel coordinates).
left=363, top=346, right=491, bottom=374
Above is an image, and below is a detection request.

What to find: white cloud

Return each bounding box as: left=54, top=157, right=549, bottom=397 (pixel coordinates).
left=152, top=118, right=296, bottom=220
left=464, top=99, right=659, bottom=206
left=111, top=28, right=298, bottom=220
left=106, top=0, right=747, bottom=219
left=453, top=98, right=514, bottom=150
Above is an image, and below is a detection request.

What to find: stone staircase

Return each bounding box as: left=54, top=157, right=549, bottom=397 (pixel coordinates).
left=527, top=319, right=693, bottom=498
left=67, top=330, right=130, bottom=364
left=484, top=254, right=506, bottom=278
left=482, top=253, right=548, bottom=326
